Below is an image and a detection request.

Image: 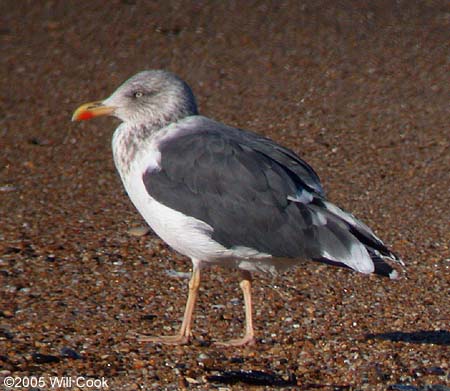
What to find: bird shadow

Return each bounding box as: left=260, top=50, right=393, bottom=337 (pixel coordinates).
left=365, top=330, right=449, bottom=346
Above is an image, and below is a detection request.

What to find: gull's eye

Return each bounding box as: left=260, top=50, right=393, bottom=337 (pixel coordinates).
left=134, top=91, right=143, bottom=98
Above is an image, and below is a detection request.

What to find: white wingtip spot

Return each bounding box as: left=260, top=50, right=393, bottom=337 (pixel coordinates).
left=389, top=269, right=399, bottom=280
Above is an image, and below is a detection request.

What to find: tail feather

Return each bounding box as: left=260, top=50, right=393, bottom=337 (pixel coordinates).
left=313, top=199, right=405, bottom=279
left=367, top=247, right=402, bottom=279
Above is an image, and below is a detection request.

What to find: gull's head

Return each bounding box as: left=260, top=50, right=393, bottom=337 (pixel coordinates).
left=72, top=70, right=198, bottom=127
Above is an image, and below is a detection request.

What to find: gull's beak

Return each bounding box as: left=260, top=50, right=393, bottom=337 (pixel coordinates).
left=71, top=101, right=116, bottom=121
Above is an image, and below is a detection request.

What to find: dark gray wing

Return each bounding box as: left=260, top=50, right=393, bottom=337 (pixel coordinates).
left=235, top=128, right=325, bottom=197
left=143, top=120, right=401, bottom=276
left=146, top=129, right=311, bottom=258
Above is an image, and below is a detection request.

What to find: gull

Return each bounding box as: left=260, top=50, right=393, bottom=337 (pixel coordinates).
left=72, top=70, right=404, bottom=346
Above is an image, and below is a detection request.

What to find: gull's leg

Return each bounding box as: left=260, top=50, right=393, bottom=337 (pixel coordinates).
left=135, top=264, right=201, bottom=345
left=215, top=270, right=255, bottom=347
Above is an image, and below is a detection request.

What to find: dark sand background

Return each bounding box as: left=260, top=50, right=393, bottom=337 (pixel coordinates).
left=1, top=1, right=449, bottom=390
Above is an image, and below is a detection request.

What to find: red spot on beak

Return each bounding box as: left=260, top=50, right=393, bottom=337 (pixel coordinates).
left=77, top=110, right=94, bottom=121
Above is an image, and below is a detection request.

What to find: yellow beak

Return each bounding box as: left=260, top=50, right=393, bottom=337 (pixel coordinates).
left=71, top=101, right=115, bottom=121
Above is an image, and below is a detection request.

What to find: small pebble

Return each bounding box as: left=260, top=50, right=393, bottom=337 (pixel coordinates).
left=0, top=328, right=14, bottom=340
left=29, top=137, right=51, bottom=146
left=198, top=353, right=209, bottom=361
left=140, top=314, right=157, bottom=321
left=165, top=270, right=191, bottom=279
left=0, top=310, right=14, bottom=318
left=185, top=377, right=199, bottom=384
left=60, top=347, right=82, bottom=360
left=0, top=185, right=17, bottom=192
left=31, top=353, right=60, bottom=364
left=127, top=226, right=151, bottom=236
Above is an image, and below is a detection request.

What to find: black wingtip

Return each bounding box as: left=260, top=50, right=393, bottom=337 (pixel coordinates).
left=369, top=248, right=405, bottom=279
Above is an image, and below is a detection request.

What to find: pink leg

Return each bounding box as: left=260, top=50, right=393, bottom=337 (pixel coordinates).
left=215, top=270, right=256, bottom=347
left=135, top=266, right=201, bottom=345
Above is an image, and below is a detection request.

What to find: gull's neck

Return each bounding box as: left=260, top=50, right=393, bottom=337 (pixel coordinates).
left=112, top=114, right=200, bottom=178
left=112, top=121, right=160, bottom=178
